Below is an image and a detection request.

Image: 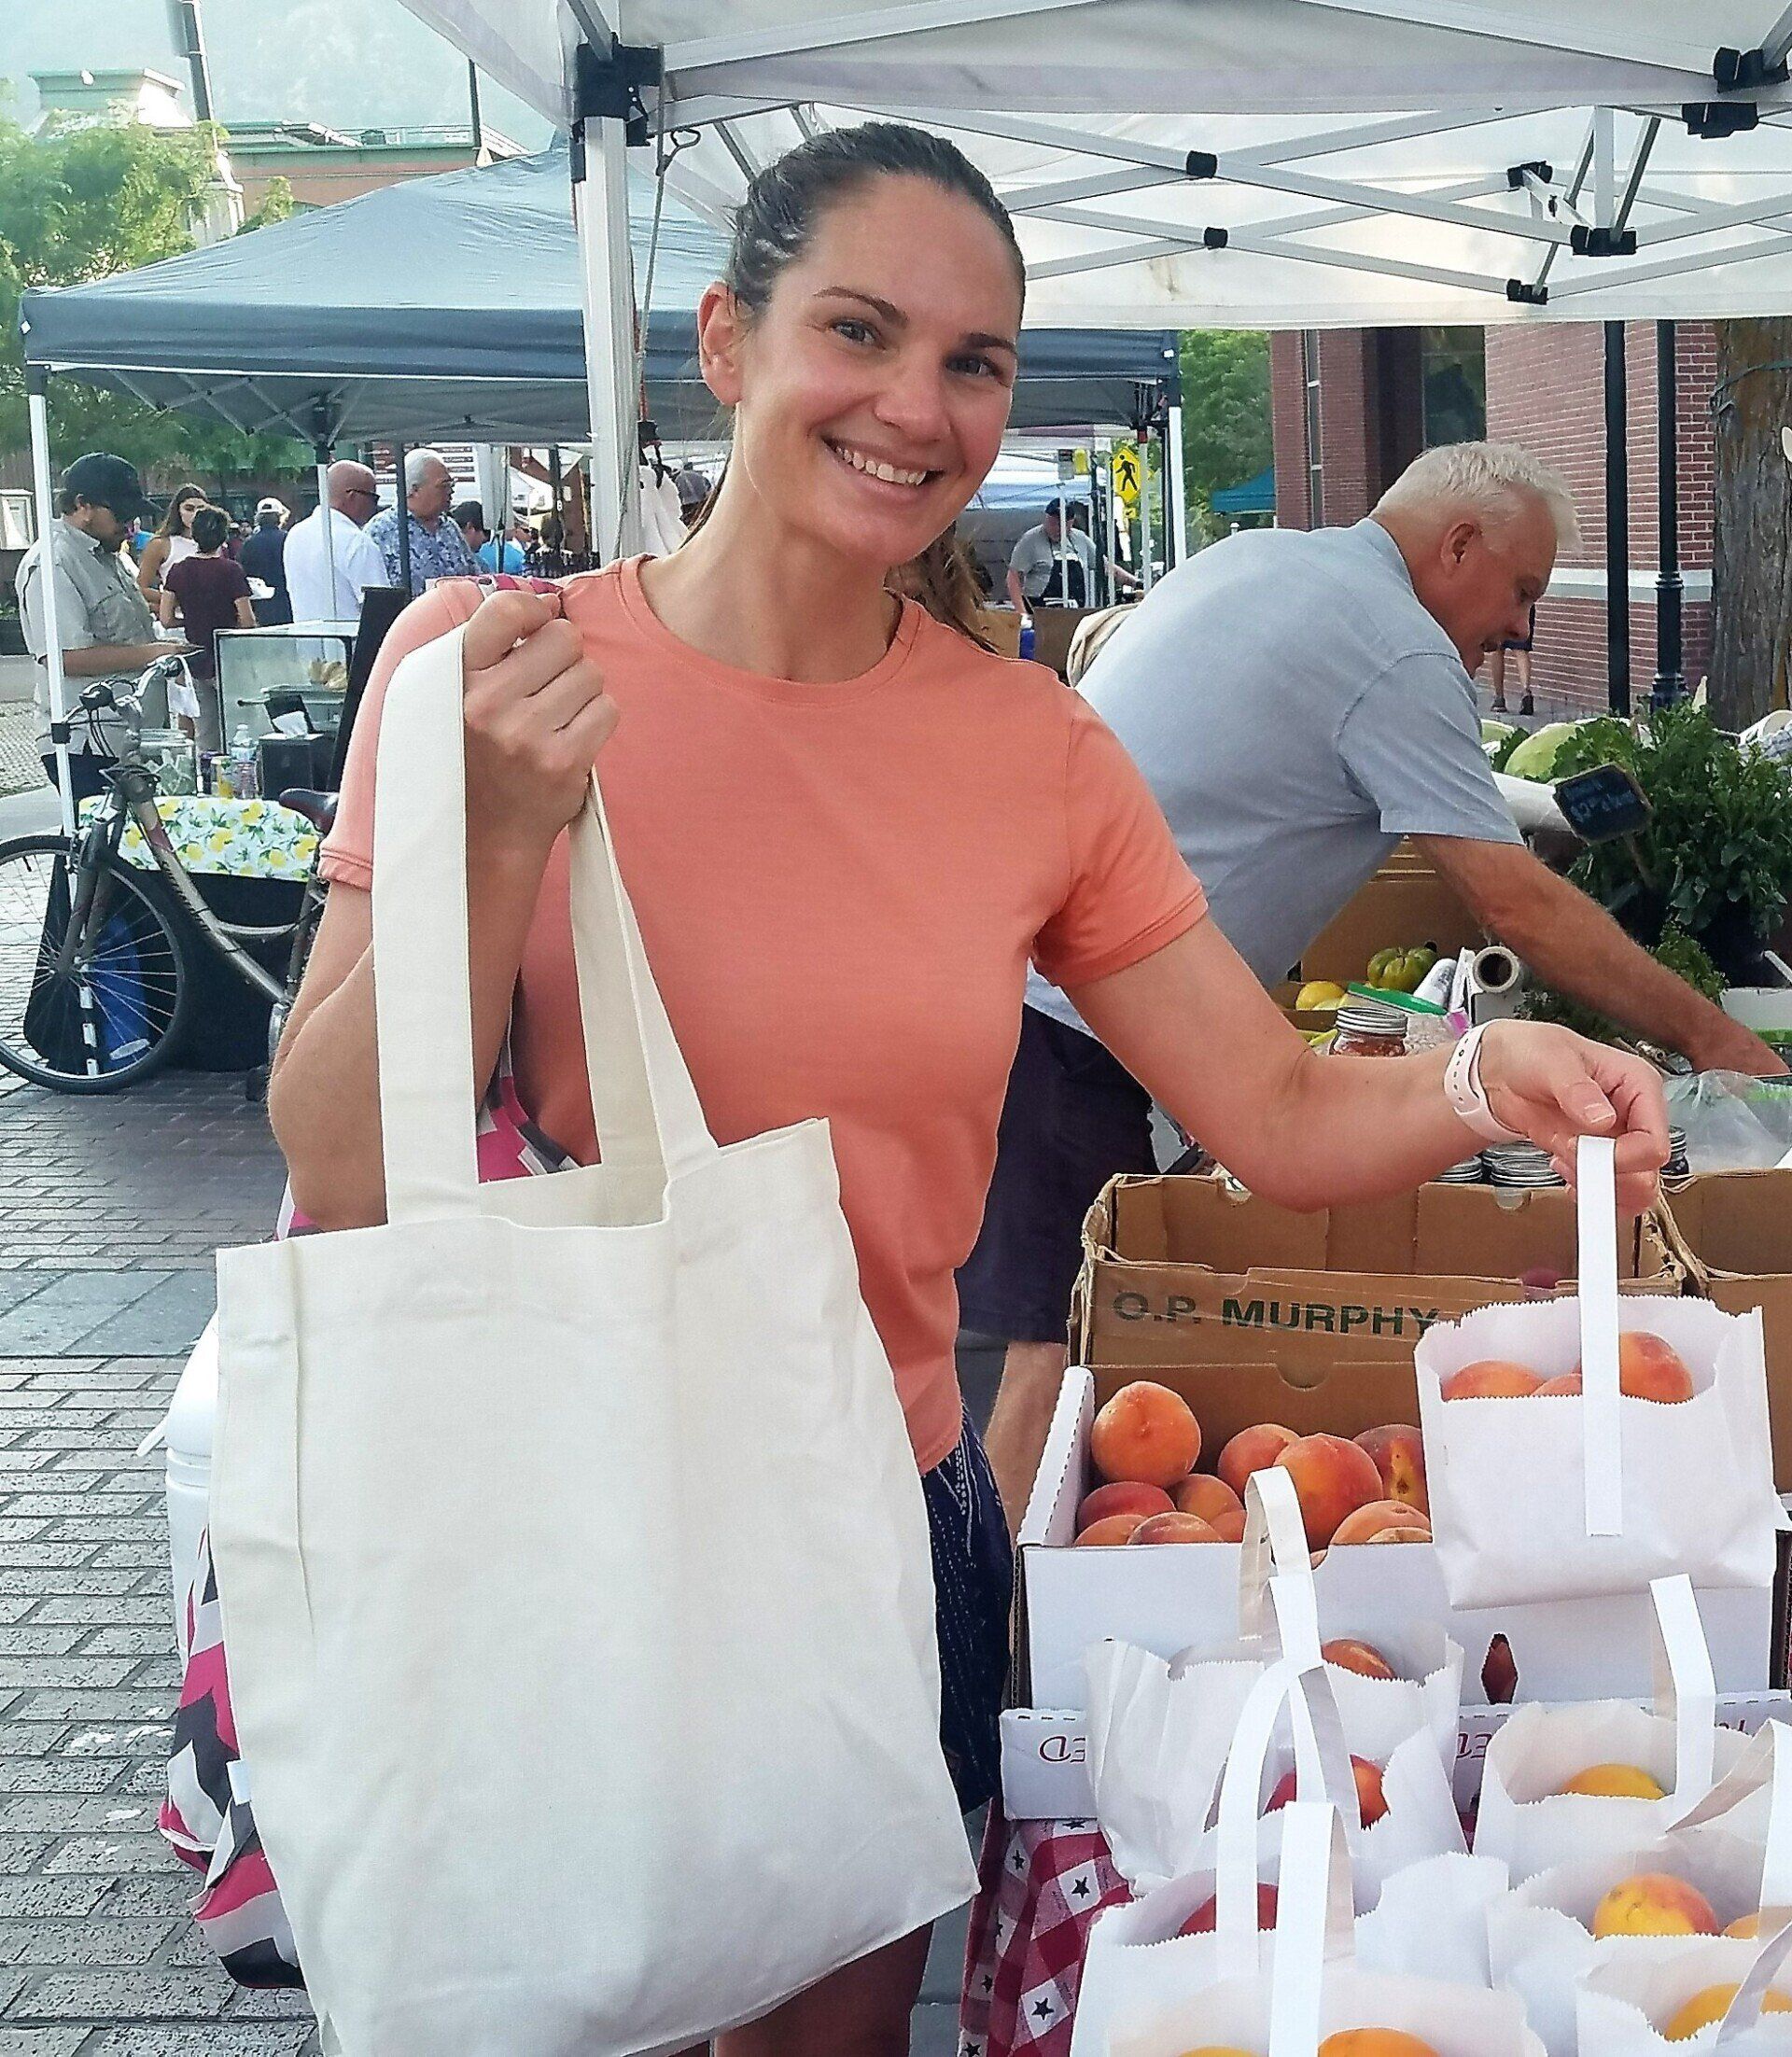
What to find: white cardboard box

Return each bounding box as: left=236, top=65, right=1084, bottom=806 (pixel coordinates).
left=1014, top=1368, right=1774, bottom=1716
left=1000, top=1693, right=1792, bottom=1823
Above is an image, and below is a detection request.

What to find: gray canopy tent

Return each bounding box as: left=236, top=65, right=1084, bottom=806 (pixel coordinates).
left=17, top=141, right=1174, bottom=824
left=18, top=143, right=1176, bottom=446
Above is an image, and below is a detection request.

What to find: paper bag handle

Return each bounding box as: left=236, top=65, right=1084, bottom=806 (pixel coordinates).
left=1214, top=1659, right=1356, bottom=1980
left=1668, top=1718, right=1792, bottom=1910
left=1268, top=1801, right=1356, bottom=2057
left=1648, top=1574, right=1717, bottom=1807
left=1715, top=1914, right=1792, bottom=2048
left=1239, top=1466, right=1322, bottom=1663
left=1577, top=1134, right=1624, bottom=1538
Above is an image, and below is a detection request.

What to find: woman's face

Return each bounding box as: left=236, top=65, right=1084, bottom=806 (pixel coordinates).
left=176, top=495, right=203, bottom=533
left=700, top=175, right=1021, bottom=573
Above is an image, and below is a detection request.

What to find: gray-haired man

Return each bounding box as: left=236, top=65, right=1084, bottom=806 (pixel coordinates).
left=366, top=449, right=479, bottom=597
left=965, top=440, right=1784, bottom=1528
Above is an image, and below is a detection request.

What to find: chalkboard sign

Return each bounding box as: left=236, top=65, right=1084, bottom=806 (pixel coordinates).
left=1553, top=762, right=1653, bottom=844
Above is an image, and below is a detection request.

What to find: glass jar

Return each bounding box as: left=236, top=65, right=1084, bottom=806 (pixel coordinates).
left=1331, top=998, right=1409, bottom=1057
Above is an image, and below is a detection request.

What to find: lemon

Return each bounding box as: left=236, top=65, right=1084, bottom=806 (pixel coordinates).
left=1296, top=980, right=1348, bottom=1012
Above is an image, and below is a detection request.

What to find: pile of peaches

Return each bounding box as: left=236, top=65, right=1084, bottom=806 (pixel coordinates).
left=1072, top=1380, right=1430, bottom=1552
left=1440, top=1330, right=1695, bottom=1404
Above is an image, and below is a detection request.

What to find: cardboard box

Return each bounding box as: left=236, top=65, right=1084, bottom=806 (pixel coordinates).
left=1000, top=1692, right=1792, bottom=1823
left=1071, top=1173, right=1675, bottom=1372
left=1659, top=1168, right=1792, bottom=1488
left=1013, top=1365, right=1773, bottom=1717
left=1296, top=843, right=1484, bottom=987
left=973, top=608, right=1022, bottom=661
left=1028, top=605, right=1093, bottom=679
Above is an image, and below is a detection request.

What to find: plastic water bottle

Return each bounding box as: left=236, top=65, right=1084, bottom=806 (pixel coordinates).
left=229, top=727, right=259, bottom=802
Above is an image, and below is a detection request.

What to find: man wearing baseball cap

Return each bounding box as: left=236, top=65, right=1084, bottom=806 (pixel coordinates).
left=14, top=453, right=180, bottom=799
left=240, top=497, right=293, bottom=625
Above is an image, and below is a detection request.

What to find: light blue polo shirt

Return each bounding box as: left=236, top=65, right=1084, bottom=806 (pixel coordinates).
left=1026, top=517, right=1521, bottom=1032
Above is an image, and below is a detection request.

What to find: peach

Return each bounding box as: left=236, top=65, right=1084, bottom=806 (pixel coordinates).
left=1590, top=1872, right=1720, bottom=1938
left=1076, top=1480, right=1174, bottom=1530
left=1217, top=1422, right=1298, bottom=1498
left=1318, top=2036, right=1438, bottom=2057
left=1129, top=1511, right=1221, bottom=1546
left=1073, top=1511, right=1150, bottom=1546
left=1560, top=1762, right=1666, bottom=1799
left=1573, top=1332, right=1695, bottom=1403
left=1268, top=1755, right=1387, bottom=1827
left=1481, top=1634, right=1519, bottom=1704
left=1353, top=1424, right=1428, bottom=1518
left=1273, top=1434, right=1383, bottom=1546
left=1726, top=1913, right=1764, bottom=1938
left=1330, top=1498, right=1431, bottom=1546
left=1208, top=1506, right=1248, bottom=1543
left=1664, top=1984, right=1792, bottom=2040
left=1322, top=1637, right=1397, bottom=1681
left=1174, top=1473, right=1244, bottom=1524
left=1440, top=1359, right=1543, bottom=1400
left=1090, top=1381, right=1202, bottom=1487
left=1365, top=1524, right=1431, bottom=1543
left=1535, top=1372, right=1583, bottom=1396
left=1180, top=1882, right=1279, bottom=1935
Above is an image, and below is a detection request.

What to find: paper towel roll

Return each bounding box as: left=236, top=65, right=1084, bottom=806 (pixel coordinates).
left=1465, top=945, right=1527, bottom=1023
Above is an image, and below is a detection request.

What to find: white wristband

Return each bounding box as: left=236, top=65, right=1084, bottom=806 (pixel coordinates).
left=1444, top=1023, right=1523, bottom=1144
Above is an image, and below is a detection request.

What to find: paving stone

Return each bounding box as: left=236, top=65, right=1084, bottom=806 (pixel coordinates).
left=7, top=1969, right=231, bottom=2020
left=0, top=1877, right=105, bottom=1918
left=31, top=1599, right=167, bottom=1627
left=11, top=1695, right=172, bottom=1724
left=0, top=1763, right=121, bottom=1796
left=0, top=1664, right=138, bottom=1694
left=0, top=1920, right=174, bottom=1965
left=0, top=1574, right=146, bottom=1599
left=40, top=1833, right=175, bottom=1875
left=81, top=2032, right=318, bottom=2055
left=60, top=1726, right=170, bottom=1757
left=0, top=1282, right=170, bottom=1359
left=0, top=1798, right=152, bottom=1835
left=0, top=1634, right=88, bottom=1659
left=0, top=2028, right=92, bottom=2052
left=0, top=1840, right=52, bottom=1876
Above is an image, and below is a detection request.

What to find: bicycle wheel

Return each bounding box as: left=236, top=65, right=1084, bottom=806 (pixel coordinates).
left=0, top=833, right=192, bottom=1093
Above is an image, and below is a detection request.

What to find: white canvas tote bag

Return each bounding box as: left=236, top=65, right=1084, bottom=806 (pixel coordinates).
left=207, top=620, right=976, bottom=2055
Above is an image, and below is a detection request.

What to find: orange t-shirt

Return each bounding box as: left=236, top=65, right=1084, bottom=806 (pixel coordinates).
left=321, top=561, right=1205, bottom=1472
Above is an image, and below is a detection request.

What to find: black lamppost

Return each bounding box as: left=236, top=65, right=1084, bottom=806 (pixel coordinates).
left=1652, top=319, right=1687, bottom=707
left=1603, top=320, right=1631, bottom=717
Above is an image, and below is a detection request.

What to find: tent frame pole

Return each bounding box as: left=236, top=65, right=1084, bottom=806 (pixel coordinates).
left=313, top=441, right=336, bottom=616
left=571, top=91, right=642, bottom=565
left=393, top=441, right=413, bottom=597
left=26, top=373, right=75, bottom=837
left=1603, top=319, right=1631, bottom=719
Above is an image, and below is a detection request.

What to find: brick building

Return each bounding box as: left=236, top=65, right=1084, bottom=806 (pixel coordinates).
left=1269, top=322, right=1715, bottom=718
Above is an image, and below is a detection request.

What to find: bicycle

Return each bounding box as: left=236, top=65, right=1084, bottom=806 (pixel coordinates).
left=0, top=656, right=332, bottom=1095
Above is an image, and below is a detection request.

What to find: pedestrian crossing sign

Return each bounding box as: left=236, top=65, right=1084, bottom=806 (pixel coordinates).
left=1112, top=446, right=1142, bottom=505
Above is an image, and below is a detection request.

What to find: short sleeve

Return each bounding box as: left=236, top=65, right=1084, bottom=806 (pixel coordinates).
left=317, top=581, right=487, bottom=890
left=1032, top=695, right=1207, bottom=989
left=18, top=556, right=97, bottom=654
left=1337, top=653, right=1523, bottom=847
left=224, top=561, right=251, bottom=601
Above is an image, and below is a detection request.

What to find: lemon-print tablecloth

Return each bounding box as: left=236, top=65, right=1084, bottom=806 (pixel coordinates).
left=77, top=796, right=318, bottom=881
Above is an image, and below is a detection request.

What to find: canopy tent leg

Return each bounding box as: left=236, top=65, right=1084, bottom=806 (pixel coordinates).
left=1652, top=319, right=1685, bottom=707
left=314, top=441, right=336, bottom=617
left=571, top=109, right=642, bottom=564
left=26, top=374, right=75, bottom=839
left=1167, top=400, right=1189, bottom=567
left=1603, top=319, right=1631, bottom=717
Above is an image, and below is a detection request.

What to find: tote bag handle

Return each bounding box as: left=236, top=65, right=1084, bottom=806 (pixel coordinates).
left=370, top=619, right=716, bottom=1223
left=1268, top=1801, right=1358, bottom=2057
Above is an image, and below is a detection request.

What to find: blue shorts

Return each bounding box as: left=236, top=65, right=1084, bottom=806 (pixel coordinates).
left=923, top=1408, right=1013, bottom=1813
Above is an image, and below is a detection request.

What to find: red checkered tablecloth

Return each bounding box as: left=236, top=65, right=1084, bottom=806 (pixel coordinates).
left=959, top=1807, right=1131, bottom=2057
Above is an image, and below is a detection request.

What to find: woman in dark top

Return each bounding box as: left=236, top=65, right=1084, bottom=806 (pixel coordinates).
left=160, top=506, right=254, bottom=747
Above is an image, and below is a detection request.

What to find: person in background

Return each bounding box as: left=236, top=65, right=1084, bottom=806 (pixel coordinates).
left=368, top=449, right=479, bottom=597
left=452, top=500, right=493, bottom=560
left=1490, top=600, right=1536, bottom=716
left=284, top=462, right=386, bottom=624
left=239, top=497, right=292, bottom=625
left=1005, top=498, right=1097, bottom=614
left=479, top=515, right=529, bottom=577
left=15, top=452, right=183, bottom=802
left=963, top=441, right=1784, bottom=1531
left=675, top=467, right=714, bottom=531
left=135, top=483, right=207, bottom=604
left=160, top=504, right=254, bottom=750
left=1068, top=497, right=1141, bottom=601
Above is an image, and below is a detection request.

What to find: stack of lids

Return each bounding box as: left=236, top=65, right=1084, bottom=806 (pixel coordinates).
left=1482, top=1141, right=1566, bottom=1189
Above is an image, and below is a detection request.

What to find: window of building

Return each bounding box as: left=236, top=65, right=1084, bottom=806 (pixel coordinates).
left=1421, top=328, right=1487, bottom=445
left=1302, top=329, right=1324, bottom=523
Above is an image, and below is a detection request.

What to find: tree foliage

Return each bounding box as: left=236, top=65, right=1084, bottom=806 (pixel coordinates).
left=1177, top=329, right=1272, bottom=541
left=0, top=105, right=305, bottom=489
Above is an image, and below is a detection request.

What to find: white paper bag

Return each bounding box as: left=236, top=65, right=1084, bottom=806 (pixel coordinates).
left=206, top=623, right=975, bottom=2055
left=1419, top=1137, right=1781, bottom=1608
left=1108, top=1800, right=1545, bottom=2057
left=1477, top=1576, right=1751, bottom=1885
left=1076, top=1659, right=1500, bottom=2057
left=1579, top=1916, right=1792, bottom=2056
left=1489, top=1723, right=1792, bottom=2057
left=1085, top=1472, right=1463, bottom=1902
